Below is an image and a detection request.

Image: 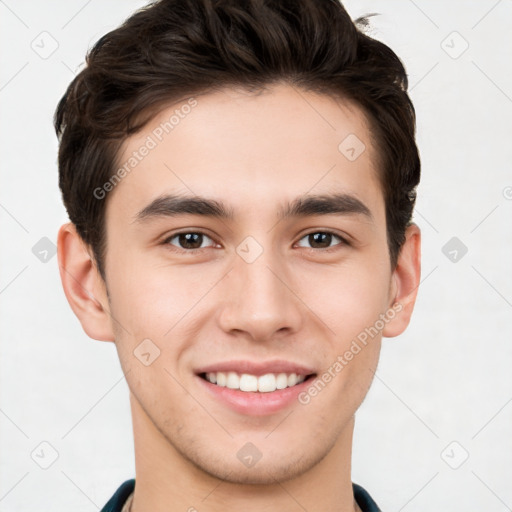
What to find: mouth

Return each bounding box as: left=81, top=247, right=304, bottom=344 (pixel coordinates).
left=197, top=371, right=317, bottom=393
left=194, top=360, right=318, bottom=415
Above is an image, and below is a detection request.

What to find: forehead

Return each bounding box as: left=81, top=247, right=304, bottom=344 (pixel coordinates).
left=108, top=83, right=384, bottom=222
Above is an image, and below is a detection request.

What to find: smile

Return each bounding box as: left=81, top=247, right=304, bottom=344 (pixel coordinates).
left=199, top=371, right=314, bottom=393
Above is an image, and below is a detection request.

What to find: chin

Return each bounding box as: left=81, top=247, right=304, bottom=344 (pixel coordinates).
left=184, top=443, right=328, bottom=486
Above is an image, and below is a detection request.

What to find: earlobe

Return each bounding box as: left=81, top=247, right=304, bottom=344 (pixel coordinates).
left=57, top=223, right=115, bottom=342
left=382, top=223, right=421, bottom=338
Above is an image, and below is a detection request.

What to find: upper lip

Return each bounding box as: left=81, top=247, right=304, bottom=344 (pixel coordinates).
left=195, top=359, right=316, bottom=377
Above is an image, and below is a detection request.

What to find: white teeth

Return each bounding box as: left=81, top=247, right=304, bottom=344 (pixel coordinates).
left=257, top=373, right=276, bottom=392
left=240, top=373, right=258, bottom=392
left=276, top=373, right=288, bottom=389
left=204, top=371, right=307, bottom=392
left=226, top=371, right=239, bottom=389
left=216, top=372, right=226, bottom=386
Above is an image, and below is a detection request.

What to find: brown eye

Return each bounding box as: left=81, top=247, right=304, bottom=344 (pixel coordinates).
left=296, top=231, right=345, bottom=249
left=166, top=232, right=214, bottom=250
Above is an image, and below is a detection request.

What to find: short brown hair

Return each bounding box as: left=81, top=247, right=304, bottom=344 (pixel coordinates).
left=55, top=0, right=420, bottom=278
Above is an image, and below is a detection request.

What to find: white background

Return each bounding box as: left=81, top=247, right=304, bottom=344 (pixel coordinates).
left=1, top=1, right=511, bottom=510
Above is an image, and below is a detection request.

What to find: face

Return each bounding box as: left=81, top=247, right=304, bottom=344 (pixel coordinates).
left=62, top=83, right=419, bottom=485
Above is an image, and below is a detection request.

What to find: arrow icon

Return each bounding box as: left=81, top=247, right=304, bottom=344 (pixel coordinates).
left=32, top=237, right=57, bottom=263
left=236, top=236, right=263, bottom=263
left=31, top=441, right=59, bottom=469
left=31, top=31, right=59, bottom=60
left=236, top=441, right=263, bottom=467
left=440, top=31, right=469, bottom=59
left=338, top=134, right=365, bottom=161
left=440, top=441, right=469, bottom=469
left=442, top=236, right=467, bottom=263
left=134, top=339, right=161, bottom=366
left=444, top=449, right=455, bottom=458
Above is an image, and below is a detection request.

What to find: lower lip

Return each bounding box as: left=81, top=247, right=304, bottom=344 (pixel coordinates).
left=196, top=374, right=316, bottom=416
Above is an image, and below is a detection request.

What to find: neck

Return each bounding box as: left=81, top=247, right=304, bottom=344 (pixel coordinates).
left=128, top=392, right=359, bottom=512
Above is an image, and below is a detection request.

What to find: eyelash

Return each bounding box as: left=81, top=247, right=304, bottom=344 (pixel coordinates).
left=162, top=230, right=349, bottom=253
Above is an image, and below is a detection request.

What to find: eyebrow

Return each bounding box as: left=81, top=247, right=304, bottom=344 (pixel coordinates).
left=134, top=192, right=373, bottom=223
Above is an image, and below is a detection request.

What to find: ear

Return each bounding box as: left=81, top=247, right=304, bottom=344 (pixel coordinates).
left=382, top=223, right=421, bottom=338
left=57, top=222, right=115, bottom=342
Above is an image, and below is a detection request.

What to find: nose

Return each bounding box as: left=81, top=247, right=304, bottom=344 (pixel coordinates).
left=217, top=245, right=304, bottom=342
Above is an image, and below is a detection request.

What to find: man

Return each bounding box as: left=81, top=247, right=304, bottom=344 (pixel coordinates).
left=55, top=0, right=421, bottom=510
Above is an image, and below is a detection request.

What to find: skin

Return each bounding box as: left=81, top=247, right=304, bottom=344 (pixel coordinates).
left=58, top=82, right=421, bottom=512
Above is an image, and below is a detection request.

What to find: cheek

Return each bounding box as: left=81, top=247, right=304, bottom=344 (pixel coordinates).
left=106, top=256, right=226, bottom=376
left=106, top=254, right=211, bottom=332
left=300, top=260, right=391, bottom=343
